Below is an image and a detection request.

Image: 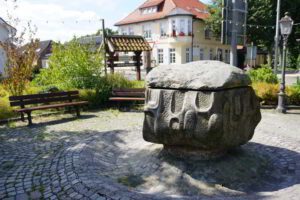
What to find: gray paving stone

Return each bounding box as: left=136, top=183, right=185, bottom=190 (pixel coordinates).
left=0, top=110, right=299, bottom=200
left=15, top=193, right=29, bottom=200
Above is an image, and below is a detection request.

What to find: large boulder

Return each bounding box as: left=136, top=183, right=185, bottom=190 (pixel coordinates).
left=146, top=61, right=251, bottom=90
left=143, top=61, right=261, bottom=158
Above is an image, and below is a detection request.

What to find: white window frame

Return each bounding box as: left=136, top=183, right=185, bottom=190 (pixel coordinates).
left=179, top=19, right=185, bottom=34
left=169, top=48, right=176, bottom=64
left=225, top=49, right=230, bottom=63
left=142, top=6, right=157, bottom=15
left=209, top=48, right=214, bottom=60
left=143, top=24, right=152, bottom=39
left=200, top=48, right=204, bottom=60
left=188, top=19, right=192, bottom=35
left=157, top=49, right=164, bottom=64
left=205, top=28, right=211, bottom=39
left=186, top=48, right=190, bottom=63
left=160, top=22, right=167, bottom=37
left=217, top=48, right=223, bottom=61
left=171, top=19, right=176, bottom=36
left=120, top=27, right=127, bottom=35
left=128, top=27, right=134, bottom=35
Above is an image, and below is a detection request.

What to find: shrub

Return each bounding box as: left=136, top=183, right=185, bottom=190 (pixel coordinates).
left=252, top=82, right=279, bottom=105
left=39, top=86, right=60, bottom=94
left=287, top=85, right=300, bottom=105
left=248, top=66, right=278, bottom=84
left=104, top=73, right=136, bottom=89
left=0, top=85, right=9, bottom=98
left=252, top=82, right=300, bottom=105
left=33, top=40, right=103, bottom=90
left=131, top=80, right=145, bottom=88
left=0, top=97, right=17, bottom=120
left=0, top=85, right=16, bottom=120
left=79, top=73, right=140, bottom=108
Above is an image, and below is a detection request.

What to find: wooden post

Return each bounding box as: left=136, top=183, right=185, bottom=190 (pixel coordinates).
left=135, top=51, right=142, bottom=81
left=27, top=112, right=32, bottom=126
left=101, top=19, right=107, bottom=75
left=108, top=53, right=115, bottom=74
left=144, top=51, right=152, bottom=74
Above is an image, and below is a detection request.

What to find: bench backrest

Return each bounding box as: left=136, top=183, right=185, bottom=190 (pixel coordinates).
left=112, top=88, right=145, bottom=98
left=9, top=91, right=80, bottom=108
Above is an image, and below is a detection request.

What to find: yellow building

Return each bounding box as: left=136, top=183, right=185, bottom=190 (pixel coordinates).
left=115, top=0, right=230, bottom=66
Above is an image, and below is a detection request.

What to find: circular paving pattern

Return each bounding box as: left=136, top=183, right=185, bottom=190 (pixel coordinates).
left=75, top=127, right=300, bottom=200
left=0, top=111, right=300, bottom=200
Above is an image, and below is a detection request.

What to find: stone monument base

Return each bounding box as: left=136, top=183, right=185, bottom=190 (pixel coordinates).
left=163, top=145, right=227, bottom=160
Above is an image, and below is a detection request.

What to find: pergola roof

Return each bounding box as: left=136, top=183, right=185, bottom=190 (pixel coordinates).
left=106, top=35, right=152, bottom=52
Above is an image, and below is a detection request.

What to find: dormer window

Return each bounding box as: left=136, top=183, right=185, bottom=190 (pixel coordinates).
left=141, top=6, right=157, bottom=15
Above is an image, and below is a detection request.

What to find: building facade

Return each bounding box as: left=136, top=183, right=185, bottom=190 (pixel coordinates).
left=0, top=17, right=16, bottom=76
left=115, top=0, right=230, bottom=66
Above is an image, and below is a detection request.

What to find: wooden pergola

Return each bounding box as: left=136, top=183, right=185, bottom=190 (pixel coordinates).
left=105, top=35, right=152, bottom=80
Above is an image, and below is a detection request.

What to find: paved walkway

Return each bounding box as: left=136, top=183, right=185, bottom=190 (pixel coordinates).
left=0, top=110, right=300, bottom=200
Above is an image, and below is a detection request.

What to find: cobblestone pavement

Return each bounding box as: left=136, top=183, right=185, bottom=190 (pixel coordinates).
left=0, top=109, right=300, bottom=200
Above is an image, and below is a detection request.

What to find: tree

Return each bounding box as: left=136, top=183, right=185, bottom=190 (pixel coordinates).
left=95, top=28, right=118, bottom=36
left=205, top=0, right=222, bottom=38
left=205, top=0, right=300, bottom=68
left=34, top=39, right=103, bottom=89
left=0, top=0, right=39, bottom=95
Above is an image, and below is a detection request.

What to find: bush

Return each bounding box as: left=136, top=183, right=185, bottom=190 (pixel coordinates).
left=0, top=85, right=9, bottom=98
left=0, top=85, right=16, bottom=120
left=248, top=66, right=278, bottom=84
left=0, top=97, right=16, bottom=120
left=252, top=82, right=279, bottom=105
left=252, top=82, right=300, bottom=105
left=33, top=40, right=103, bottom=90
left=79, top=73, right=142, bottom=108
left=287, top=85, right=300, bottom=105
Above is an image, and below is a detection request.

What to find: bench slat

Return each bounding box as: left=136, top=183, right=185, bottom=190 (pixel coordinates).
left=15, top=101, right=88, bottom=113
left=112, top=92, right=145, bottom=97
left=109, top=97, right=145, bottom=101
left=10, top=95, right=79, bottom=107
left=112, top=88, right=145, bottom=93
left=9, top=91, right=79, bottom=101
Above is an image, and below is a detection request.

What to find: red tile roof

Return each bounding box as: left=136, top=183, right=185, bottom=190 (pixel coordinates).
left=139, top=0, right=165, bottom=9
left=115, top=0, right=209, bottom=26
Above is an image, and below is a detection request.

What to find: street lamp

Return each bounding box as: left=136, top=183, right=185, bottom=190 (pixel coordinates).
left=276, top=12, right=294, bottom=113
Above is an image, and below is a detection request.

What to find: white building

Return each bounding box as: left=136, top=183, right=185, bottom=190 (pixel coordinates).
left=115, top=0, right=230, bottom=66
left=0, top=17, right=16, bottom=76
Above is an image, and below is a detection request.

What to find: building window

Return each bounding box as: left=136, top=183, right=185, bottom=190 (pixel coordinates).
left=171, top=20, right=176, bottom=36
left=205, top=28, right=211, bottom=39
left=169, top=48, right=176, bottom=64
left=186, top=48, right=190, bottom=63
left=158, top=49, right=164, bottom=64
left=142, top=6, right=157, bottom=14
left=160, top=22, right=167, bottom=37
left=217, top=49, right=223, bottom=61
left=225, top=49, right=230, bottom=63
left=120, top=28, right=127, bottom=35
left=188, top=19, right=192, bottom=35
left=209, top=48, right=214, bottom=60
left=200, top=48, right=204, bottom=60
left=179, top=19, right=185, bottom=35
left=143, top=24, right=152, bottom=39
left=128, top=27, right=134, bottom=35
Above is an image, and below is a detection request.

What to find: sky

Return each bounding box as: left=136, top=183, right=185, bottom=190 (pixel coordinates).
left=0, top=0, right=211, bottom=42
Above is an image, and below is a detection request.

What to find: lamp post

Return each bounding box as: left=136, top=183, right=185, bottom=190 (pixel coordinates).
left=274, top=0, right=281, bottom=74
left=276, top=12, right=294, bottom=113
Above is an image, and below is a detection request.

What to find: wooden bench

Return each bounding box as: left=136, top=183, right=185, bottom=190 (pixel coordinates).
left=9, top=91, right=88, bottom=126
left=109, top=88, right=145, bottom=102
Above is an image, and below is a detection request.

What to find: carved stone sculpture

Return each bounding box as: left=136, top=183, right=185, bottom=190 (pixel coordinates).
left=143, top=61, right=261, bottom=158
